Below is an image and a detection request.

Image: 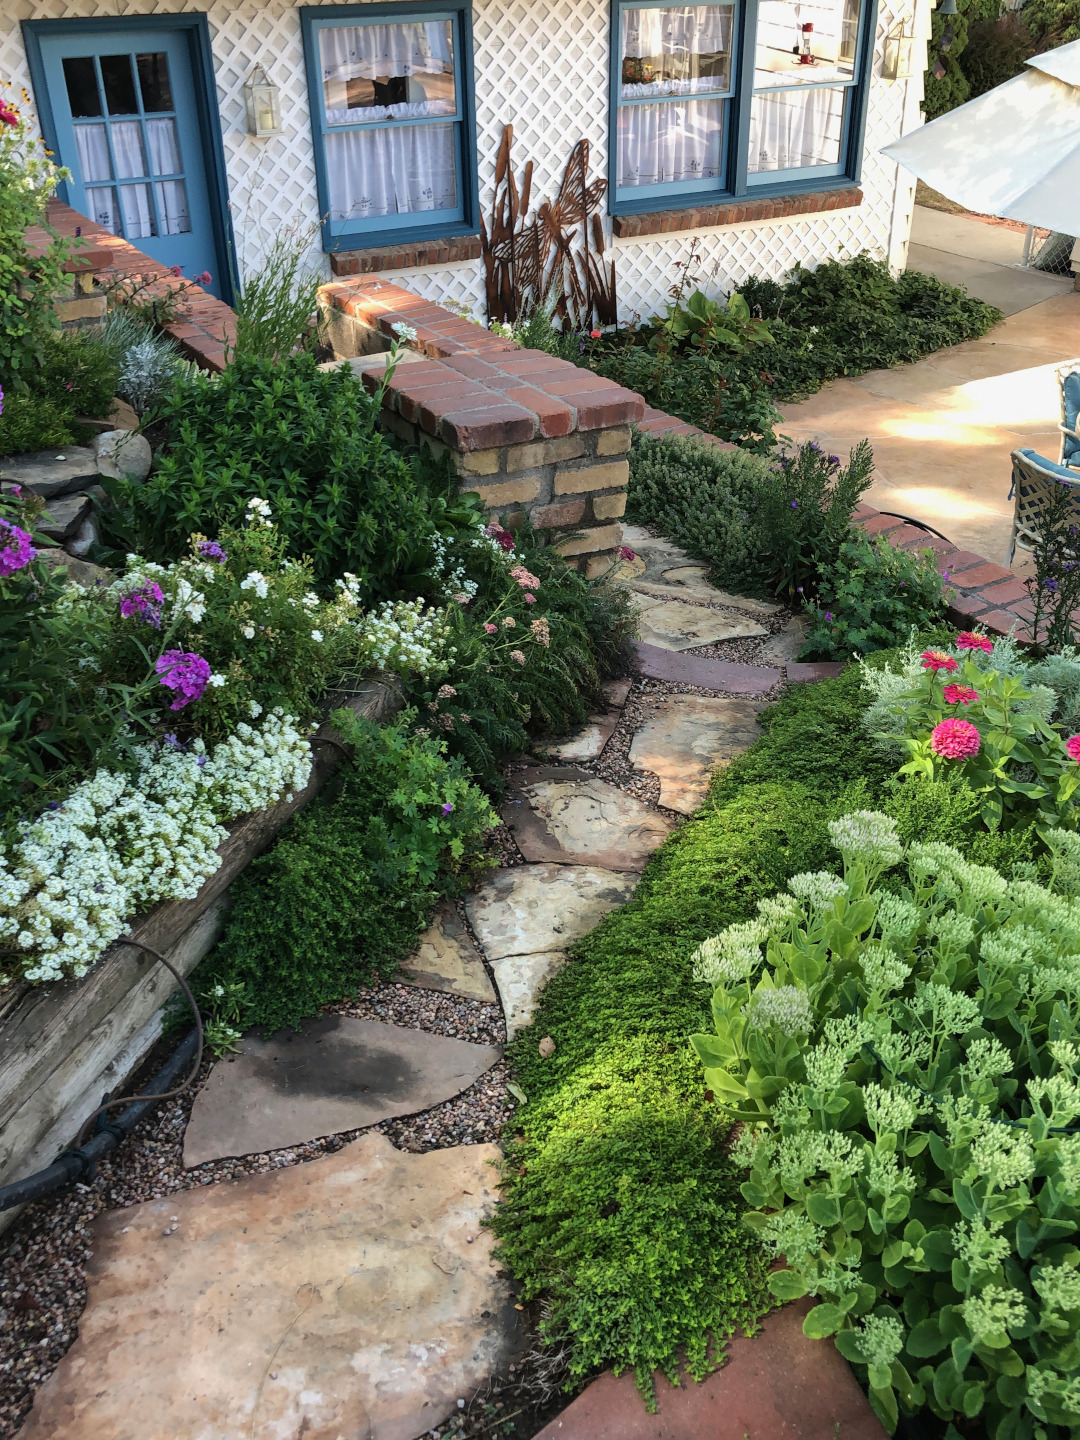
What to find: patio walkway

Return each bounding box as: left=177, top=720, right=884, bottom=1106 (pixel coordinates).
left=778, top=206, right=1080, bottom=566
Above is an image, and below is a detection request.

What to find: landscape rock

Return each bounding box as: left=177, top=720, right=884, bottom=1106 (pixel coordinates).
left=93, top=428, right=152, bottom=483
left=39, top=492, right=92, bottom=542
left=632, top=595, right=768, bottom=651
left=539, top=1035, right=556, bottom=1057
left=539, top=712, right=620, bottom=763
left=630, top=695, right=764, bottom=813
left=65, top=516, right=98, bottom=558
left=20, top=1134, right=521, bottom=1440
left=400, top=901, right=497, bottom=1003
left=489, top=951, right=569, bottom=1036
left=602, top=677, right=633, bottom=708
left=35, top=549, right=112, bottom=588
left=0, top=446, right=98, bottom=499
left=182, top=1013, right=501, bottom=1166
left=502, top=768, right=672, bottom=870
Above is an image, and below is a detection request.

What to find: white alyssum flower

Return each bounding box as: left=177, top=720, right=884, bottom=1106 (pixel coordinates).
left=348, top=598, right=454, bottom=679
left=311, top=630, right=323, bottom=643
left=248, top=700, right=263, bottom=718
left=0, top=713, right=311, bottom=985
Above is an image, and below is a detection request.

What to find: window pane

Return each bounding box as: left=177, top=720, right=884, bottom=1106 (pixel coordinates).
left=621, top=5, right=734, bottom=97
left=748, top=85, right=845, bottom=171
left=110, top=121, right=147, bottom=180
left=320, top=23, right=456, bottom=123
left=74, top=123, right=112, bottom=182
left=100, top=54, right=138, bottom=115
left=753, top=0, right=860, bottom=88
left=85, top=186, right=119, bottom=233
left=146, top=117, right=183, bottom=176
left=324, top=122, right=457, bottom=219
left=155, top=180, right=191, bottom=234
left=63, top=57, right=101, bottom=118
left=137, top=52, right=174, bottom=112
left=617, top=98, right=725, bottom=187
left=119, top=183, right=155, bottom=238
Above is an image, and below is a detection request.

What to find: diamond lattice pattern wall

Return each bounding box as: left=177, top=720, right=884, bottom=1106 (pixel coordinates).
left=2, top=0, right=924, bottom=322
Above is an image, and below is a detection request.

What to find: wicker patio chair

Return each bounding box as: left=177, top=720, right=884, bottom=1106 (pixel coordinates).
left=1007, top=447, right=1080, bottom=565
left=1056, top=358, right=1080, bottom=467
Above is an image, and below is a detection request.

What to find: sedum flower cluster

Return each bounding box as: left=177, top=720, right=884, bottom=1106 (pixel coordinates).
left=691, top=810, right=1080, bottom=1437
left=0, top=711, right=311, bottom=985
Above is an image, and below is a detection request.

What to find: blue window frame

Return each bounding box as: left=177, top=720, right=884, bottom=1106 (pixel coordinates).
left=609, top=0, right=877, bottom=215
left=301, top=2, right=478, bottom=253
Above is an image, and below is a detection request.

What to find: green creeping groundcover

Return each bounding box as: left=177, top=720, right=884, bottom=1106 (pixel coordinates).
left=489, top=668, right=901, bottom=1399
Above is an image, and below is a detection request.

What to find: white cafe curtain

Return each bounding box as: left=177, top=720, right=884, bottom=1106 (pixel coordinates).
left=622, top=5, right=733, bottom=60
left=747, top=86, right=843, bottom=171
left=319, top=22, right=453, bottom=93
left=617, top=98, right=725, bottom=186
left=75, top=118, right=189, bottom=238
left=325, top=122, right=457, bottom=220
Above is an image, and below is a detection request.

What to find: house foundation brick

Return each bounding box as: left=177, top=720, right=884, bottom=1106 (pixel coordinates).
left=596, top=427, right=633, bottom=455
left=554, top=460, right=630, bottom=495
left=532, top=499, right=587, bottom=528
left=593, top=492, right=628, bottom=520
left=555, top=524, right=625, bottom=558
left=470, top=477, right=545, bottom=507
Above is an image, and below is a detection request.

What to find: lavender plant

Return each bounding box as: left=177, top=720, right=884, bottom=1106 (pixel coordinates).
left=692, top=810, right=1080, bottom=1437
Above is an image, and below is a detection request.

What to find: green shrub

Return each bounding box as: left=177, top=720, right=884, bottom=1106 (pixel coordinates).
left=232, top=227, right=324, bottom=364
left=37, top=329, right=120, bottom=419
left=801, top=532, right=949, bottom=659
left=102, top=351, right=432, bottom=598
left=691, top=810, right=1080, bottom=1436
left=0, top=390, right=75, bottom=454
left=195, top=711, right=497, bottom=1034
left=627, top=431, right=874, bottom=599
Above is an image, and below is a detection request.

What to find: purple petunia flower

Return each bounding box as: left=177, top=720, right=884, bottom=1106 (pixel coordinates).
left=155, top=650, right=211, bottom=710
left=196, top=539, right=228, bottom=564
left=0, top=517, right=36, bottom=578
left=120, top=580, right=165, bottom=628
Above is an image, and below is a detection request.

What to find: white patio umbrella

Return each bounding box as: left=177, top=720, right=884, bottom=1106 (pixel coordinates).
left=880, top=37, right=1080, bottom=236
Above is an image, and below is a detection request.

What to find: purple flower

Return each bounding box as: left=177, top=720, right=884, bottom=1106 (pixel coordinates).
left=155, top=650, right=211, bottom=710
left=790, top=500, right=798, bottom=509
left=163, top=733, right=185, bottom=750
left=195, top=271, right=212, bottom=286
left=827, top=455, right=840, bottom=466
left=442, top=802, right=454, bottom=815
left=196, top=539, right=228, bottom=564
left=0, top=384, right=4, bottom=419
left=0, top=517, right=36, bottom=578
left=196, top=754, right=207, bottom=768
left=120, top=580, right=165, bottom=628
left=825, top=611, right=833, bottom=621
left=619, top=546, right=637, bottom=561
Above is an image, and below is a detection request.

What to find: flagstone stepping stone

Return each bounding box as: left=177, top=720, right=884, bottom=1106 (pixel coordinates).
left=788, top=660, right=847, bottom=682
left=761, top=615, right=808, bottom=665
left=502, top=768, right=673, bottom=870
left=182, top=1014, right=501, bottom=1166
left=20, top=1133, right=521, bottom=1440
left=633, top=641, right=781, bottom=694
left=539, top=709, right=620, bottom=762
left=603, top=677, right=633, bottom=707
left=632, top=595, right=768, bottom=651
left=629, top=695, right=764, bottom=813
left=466, top=864, right=637, bottom=1036
left=400, top=901, right=497, bottom=1002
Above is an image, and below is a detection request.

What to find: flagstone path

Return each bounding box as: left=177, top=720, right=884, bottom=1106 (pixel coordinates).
left=16, top=523, right=830, bottom=1440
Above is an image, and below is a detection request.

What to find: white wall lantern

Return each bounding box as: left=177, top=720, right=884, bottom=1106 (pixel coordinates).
left=882, top=20, right=917, bottom=81
left=243, top=65, right=283, bottom=137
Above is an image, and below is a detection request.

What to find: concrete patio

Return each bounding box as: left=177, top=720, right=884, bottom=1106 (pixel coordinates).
left=779, top=206, right=1079, bottom=566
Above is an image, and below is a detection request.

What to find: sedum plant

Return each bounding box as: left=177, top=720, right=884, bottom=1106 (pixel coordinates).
left=691, top=809, right=1080, bottom=1438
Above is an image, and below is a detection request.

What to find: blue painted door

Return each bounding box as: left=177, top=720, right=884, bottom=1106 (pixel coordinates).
left=38, top=28, right=222, bottom=295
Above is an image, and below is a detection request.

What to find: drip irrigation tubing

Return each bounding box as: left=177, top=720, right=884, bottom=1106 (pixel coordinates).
left=0, top=937, right=204, bottom=1215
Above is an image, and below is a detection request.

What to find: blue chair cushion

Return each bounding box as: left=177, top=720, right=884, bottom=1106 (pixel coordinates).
left=1064, top=372, right=1080, bottom=462
left=1016, top=447, right=1080, bottom=479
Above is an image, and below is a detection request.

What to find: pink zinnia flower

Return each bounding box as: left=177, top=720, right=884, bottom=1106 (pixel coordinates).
left=942, top=684, right=979, bottom=706
left=1066, top=736, right=1080, bottom=763
left=483, top=623, right=497, bottom=635
left=589, top=329, right=602, bottom=339
left=155, top=650, right=211, bottom=710
left=0, top=104, right=18, bottom=128
left=0, top=517, right=36, bottom=578
left=930, top=717, right=981, bottom=760
left=921, top=649, right=958, bottom=673
left=956, top=631, right=993, bottom=653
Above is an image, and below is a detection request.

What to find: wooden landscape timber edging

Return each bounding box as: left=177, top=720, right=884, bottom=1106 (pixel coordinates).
left=0, top=680, right=402, bottom=1231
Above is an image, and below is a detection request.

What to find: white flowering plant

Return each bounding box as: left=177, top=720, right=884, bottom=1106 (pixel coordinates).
left=0, top=710, right=312, bottom=985
left=692, top=810, right=1080, bottom=1436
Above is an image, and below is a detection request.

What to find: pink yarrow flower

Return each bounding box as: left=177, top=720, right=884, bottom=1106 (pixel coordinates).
left=510, top=649, right=526, bottom=666
left=956, top=631, right=993, bottom=653
left=510, top=564, right=541, bottom=591
left=942, top=684, right=979, bottom=706
left=483, top=623, right=498, bottom=635
left=155, top=650, right=211, bottom=710
left=524, top=593, right=537, bottom=604
left=618, top=546, right=636, bottom=561
left=930, top=717, right=981, bottom=760
left=1066, top=736, right=1080, bottom=763
left=0, top=517, right=36, bottom=578
left=921, top=649, right=959, bottom=673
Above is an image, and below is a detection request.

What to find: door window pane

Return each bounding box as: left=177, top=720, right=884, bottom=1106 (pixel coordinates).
left=137, top=52, right=174, bottom=112
left=100, top=53, right=138, bottom=115
left=74, top=124, right=112, bottom=183
left=620, top=5, right=735, bottom=97
left=155, top=180, right=191, bottom=234
left=748, top=84, right=845, bottom=170
left=86, top=185, right=119, bottom=233
left=753, top=0, right=860, bottom=87
left=63, top=57, right=101, bottom=117
left=110, top=120, right=147, bottom=180
left=324, top=122, right=457, bottom=219
left=146, top=117, right=182, bottom=175
left=119, top=183, right=155, bottom=238
left=319, top=22, right=456, bottom=121
left=617, top=97, right=725, bottom=186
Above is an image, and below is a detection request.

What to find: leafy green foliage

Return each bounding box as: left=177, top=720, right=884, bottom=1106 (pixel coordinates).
left=195, top=712, right=498, bottom=1034
left=692, top=813, right=1080, bottom=1436
left=102, top=352, right=432, bottom=599
left=921, top=0, right=1000, bottom=118
left=37, top=328, right=121, bottom=419
left=0, top=390, right=75, bottom=454
left=231, top=226, right=325, bottom=364
left=650, top=288, right=774, bottom=357
left=628, top=431, right=874, bottom=599
left=801, top=532, right=949, bottom=660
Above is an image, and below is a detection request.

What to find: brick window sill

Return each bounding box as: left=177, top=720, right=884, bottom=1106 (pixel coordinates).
left=611, top=187, right=863, bottom=240
left=330, top=236, right=483, bottom=278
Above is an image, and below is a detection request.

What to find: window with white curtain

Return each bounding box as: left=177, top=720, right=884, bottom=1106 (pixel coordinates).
left=611, top=0, right=869, bottom=210
left=302, top=6, right=473, bottom=248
